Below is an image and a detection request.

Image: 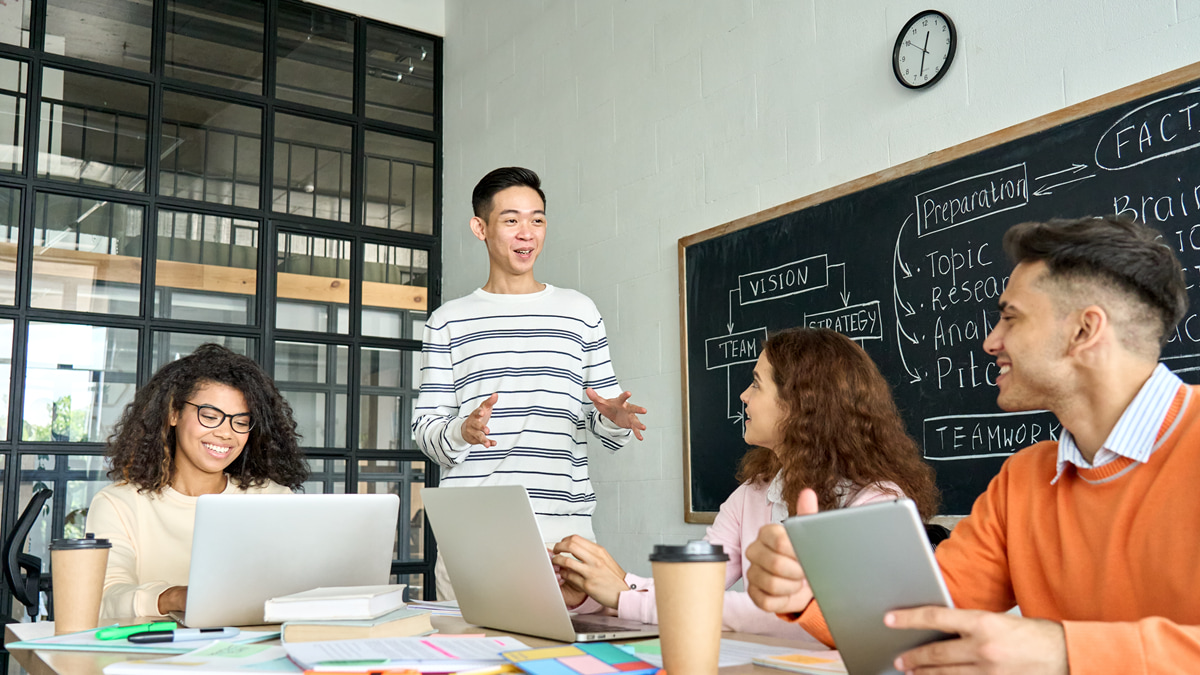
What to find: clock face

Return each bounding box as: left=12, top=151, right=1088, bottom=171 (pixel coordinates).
left=893, top=11, right=956, bottom=89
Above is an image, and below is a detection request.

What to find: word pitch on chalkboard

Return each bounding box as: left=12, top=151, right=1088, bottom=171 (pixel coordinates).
left=678, top=62, right=1200, bottom=522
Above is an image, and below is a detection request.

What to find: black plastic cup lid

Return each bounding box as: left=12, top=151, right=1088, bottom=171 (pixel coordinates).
left=649, top=540, right=728, bottom=563
left=50, top=533, right=111, bottom=550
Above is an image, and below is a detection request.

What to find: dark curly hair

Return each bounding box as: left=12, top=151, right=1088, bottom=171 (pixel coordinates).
left=1003, top=215, right=1187, bottom=351
left=736, top=328, right=940, bottom=519
left=106, top=343, right=309, bottom=492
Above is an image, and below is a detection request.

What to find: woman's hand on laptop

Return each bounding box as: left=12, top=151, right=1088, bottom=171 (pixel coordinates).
left=746, top=488, right=818, bottom=615
left=156, top=585, right=188, bottom=615
left=551, top=536, right=630, bottom=608
left=548, top=548, right=588, bottom=609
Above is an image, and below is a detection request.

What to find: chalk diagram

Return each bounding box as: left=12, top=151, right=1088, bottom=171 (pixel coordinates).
left=891, top=83, right=1200, bottom=462
left=704, top=254, right=882, bottom=428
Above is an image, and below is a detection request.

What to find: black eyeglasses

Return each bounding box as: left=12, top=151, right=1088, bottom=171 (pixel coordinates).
left=183, top=401, right=255, bottom=434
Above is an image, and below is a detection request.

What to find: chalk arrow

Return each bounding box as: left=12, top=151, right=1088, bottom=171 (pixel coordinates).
left=893, top=215, right=913, bottom=279
left=894, top=284, right=916, bottom=317
left=726, top=369, right=744, bottom=423
left=829, top=263, right=850, bottom=306
left=1034, top=163, right=1088, bottom=181
left=1033, top=173, right=1096, bottom=197
left=727, top=289, right=738, bottom=334
left=897, top=322, right=923, bottom=383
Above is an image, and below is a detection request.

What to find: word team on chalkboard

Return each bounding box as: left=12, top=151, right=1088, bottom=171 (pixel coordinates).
left=678, top=61, right=1200, bottom=522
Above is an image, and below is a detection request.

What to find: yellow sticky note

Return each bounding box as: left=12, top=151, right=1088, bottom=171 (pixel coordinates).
left=778, top=654, right=837, bottom=664
left=502, top=645, right=584, bottom=662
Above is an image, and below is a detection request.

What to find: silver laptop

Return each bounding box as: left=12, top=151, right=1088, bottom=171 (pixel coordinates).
left=174, top=493, right=400, bottom=627
left=783, top=499, right=954, bottom=675
left=421, top=485, right=659, bottom=642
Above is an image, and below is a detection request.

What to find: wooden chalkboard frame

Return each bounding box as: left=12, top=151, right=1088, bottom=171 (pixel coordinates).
left=677, top=60, right=1200, bottom=523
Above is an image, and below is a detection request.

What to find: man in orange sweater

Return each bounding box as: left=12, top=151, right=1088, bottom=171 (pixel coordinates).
left=745, top=215, right=1200, bottom=674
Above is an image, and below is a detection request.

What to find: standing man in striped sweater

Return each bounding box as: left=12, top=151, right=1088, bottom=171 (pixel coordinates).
left=413, top=167, right=647, bottom=600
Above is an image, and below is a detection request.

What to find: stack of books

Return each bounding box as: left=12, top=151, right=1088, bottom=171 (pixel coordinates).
left=263, top=584, right=434, bottom=643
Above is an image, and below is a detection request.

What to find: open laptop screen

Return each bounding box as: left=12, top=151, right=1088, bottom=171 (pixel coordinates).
left=179, top=493, right=399, bottom=627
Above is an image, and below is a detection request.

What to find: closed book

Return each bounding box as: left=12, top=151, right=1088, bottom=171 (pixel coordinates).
left=263, top=584, right=407, bottom=622
left=281, top=606, right=434, bottom=643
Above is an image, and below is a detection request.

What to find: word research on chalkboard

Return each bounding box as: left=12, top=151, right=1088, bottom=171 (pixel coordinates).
left=679, top=61, right=1200, bottom=521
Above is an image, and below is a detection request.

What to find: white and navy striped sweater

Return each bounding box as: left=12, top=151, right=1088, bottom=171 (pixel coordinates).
left=412, top=285, right=632, bottom=542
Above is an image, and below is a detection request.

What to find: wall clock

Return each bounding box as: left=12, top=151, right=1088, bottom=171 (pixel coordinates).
left=893, top=10, right=956, bottom=89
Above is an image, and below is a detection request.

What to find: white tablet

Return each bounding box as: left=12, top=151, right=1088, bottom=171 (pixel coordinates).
left=783, top=498, right=954, bottom=675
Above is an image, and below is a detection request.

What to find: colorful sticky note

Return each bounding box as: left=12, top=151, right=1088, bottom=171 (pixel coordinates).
left=503, top=643, right=658, bottom=675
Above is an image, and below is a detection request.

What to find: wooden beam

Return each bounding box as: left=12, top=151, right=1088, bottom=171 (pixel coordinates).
left=6, top=243, right=426, bottom=311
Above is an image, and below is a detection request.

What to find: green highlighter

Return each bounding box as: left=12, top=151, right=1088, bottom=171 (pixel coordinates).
left=95, top=622, right=178, bottom=641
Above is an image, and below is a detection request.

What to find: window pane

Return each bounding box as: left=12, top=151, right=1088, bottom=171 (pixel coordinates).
left=275, top=341, right=348, bottom=449
left=0, top=185, right=19, bottom=305
left=303, top=458, right=347, bottom=494
left=160, top=91, right=262, bottom=209
left=0, top=319, right=10, bottom=440
left=47, top=0, right=153, bottom=72
left=23, top=323, right=138, bottom=442
left=276, top=1, right=354, bottom=113
left=155, top=209, right=257, bottom=323
left=362, top=244, right=428, bottom=339
left=272, top=113, right=352, bottom=222
left=32, top=193, right=143, bottom=315
left=165, top=0, right=264, bottom=94
left=363, top=133, right=434, bottom=233
left=151, top=332, right=253, bottom=371
left=276, top=232, right=351, bottom=333
left=15, top=454, right=108, bottom=619
left=360, top=347, right=414, bottom=451
left=0, top=0, right=31, bottom=47
left=0, top=57, right=27, bottom=174
left=358, top=459, right=425, bottom=562
left=38, top=68, right=149, bottom=191
left=365, top=26, right=435, bottom=131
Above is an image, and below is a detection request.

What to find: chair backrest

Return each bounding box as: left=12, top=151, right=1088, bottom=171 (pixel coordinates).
left=3, top=488, right=53, bottom=619
left=924, top=522, right=951, bottom=549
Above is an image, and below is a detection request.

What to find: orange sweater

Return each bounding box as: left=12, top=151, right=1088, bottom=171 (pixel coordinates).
left=798, top=385, right=1200, bottom=673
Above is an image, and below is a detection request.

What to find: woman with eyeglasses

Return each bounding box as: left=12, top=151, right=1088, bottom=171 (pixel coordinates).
left=86, top=343, right=309, bottom=619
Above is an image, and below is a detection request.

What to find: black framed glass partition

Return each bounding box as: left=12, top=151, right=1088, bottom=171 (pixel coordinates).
left=0, top=0, right=442, bottom=633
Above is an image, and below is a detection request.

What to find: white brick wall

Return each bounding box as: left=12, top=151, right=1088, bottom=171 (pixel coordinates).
left=442, top=0, right=1200, bottom=576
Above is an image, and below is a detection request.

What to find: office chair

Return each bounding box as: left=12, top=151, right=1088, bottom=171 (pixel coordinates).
left=924, top=523, right=951, bottom=550
left=3, top=488, right=53, bottom=620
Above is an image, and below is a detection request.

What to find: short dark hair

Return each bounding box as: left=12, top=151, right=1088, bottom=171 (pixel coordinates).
left=106, top=343, right=309, bottom=492
left=1003, top=215, right=1187, bottom=348
left=471, top=167, right=546, bottom=219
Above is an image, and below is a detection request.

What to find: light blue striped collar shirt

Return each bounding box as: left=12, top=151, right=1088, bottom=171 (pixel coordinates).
left=1054, top=363, right=1184, bottom=484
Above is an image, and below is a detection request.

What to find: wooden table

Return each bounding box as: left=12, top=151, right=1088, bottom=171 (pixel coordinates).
left=5, top=616, right=808, bottom=674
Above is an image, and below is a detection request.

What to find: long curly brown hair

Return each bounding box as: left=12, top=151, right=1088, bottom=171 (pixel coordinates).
left=105, top=344, right=309, bottom=492
left=735, top=328, right=939, bottom=519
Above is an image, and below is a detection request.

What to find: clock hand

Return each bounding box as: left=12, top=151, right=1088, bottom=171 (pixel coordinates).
left=919, top=31, right=929, bottom=76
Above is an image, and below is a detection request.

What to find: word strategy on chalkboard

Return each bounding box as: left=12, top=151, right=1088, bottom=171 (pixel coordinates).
left=705, top=254, right=881, bottom=429
left=680, top=63, right=1200, bottom=519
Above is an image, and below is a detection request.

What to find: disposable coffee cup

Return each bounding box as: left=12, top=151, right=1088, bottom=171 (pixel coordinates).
left=50, top=533, right=111, bottom=634
left=650, top=540, right=729, bottom=675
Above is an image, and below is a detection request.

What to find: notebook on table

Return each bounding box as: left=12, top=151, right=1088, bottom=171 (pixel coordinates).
left=172, top=493, right=400, bottom=628
left=421, top=485, right=660, bottom=642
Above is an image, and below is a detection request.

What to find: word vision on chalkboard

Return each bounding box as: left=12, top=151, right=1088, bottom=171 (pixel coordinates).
left=679, top=62, right=1200, bottom=521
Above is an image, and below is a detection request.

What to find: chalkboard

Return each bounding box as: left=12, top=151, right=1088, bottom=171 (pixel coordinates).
left=678, top=62, right=1200, bottom=522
